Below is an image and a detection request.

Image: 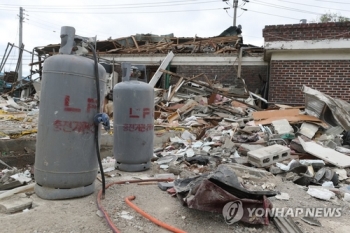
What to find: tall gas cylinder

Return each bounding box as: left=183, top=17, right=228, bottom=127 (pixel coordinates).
left=113, top=63, right=154, bottom=172
left=34, top=26, right=107, bottom=200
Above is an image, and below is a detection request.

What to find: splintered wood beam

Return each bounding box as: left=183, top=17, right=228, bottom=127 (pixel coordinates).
left=188, top=73, right=204, bottom=81
left=168, top=77, right=184, bottom=101
left=203, top=74, right=214, bottom=89
left=159, top=69, right=252, bottom=100
left=131, top=36, right=140, bottom=52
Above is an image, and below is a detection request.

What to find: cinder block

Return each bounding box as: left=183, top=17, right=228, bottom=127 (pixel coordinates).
left=247, top=144, right=291, bottom=168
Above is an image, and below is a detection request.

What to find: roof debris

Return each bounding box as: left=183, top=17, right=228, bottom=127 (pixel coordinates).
left=1, top=65, right=350, bottom=232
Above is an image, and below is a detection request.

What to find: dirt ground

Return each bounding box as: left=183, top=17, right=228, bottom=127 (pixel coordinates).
left=1, top=164, right=350, bottom=233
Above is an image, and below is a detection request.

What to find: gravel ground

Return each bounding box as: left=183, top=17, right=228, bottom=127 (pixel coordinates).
left=1, top=163, right=350, bottom=233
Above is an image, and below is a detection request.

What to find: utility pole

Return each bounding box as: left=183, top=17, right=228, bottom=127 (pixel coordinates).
left=18, top=7, right=24, bottom=85
left=233, top=0, right=238, bottom=26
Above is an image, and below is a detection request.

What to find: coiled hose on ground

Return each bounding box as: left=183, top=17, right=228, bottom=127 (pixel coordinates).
left=97, top=179, right=187, bottom=233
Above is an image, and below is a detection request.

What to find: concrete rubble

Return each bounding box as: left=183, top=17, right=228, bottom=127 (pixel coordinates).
left=1, top=77, right=350, bottom=232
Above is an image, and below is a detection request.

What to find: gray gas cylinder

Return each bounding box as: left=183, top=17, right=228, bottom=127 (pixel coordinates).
left=113, top=63, right=154, bottom=172
left=34, top=27, right=106, bottom=200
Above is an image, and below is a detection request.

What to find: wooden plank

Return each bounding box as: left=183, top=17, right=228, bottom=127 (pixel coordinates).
left=168, top=77, right=184, bottom=101
left=299, top=136, right=350, bottom=168
left=203, top=74, right=214, bottom=89
left=0, top=183, right=35, bottom=200
left=188, top=73, right=204, bottom=81
left=160, top=69, right=253, bottom=102
left=148, top=51, right=174, bottom=87
left=253, top=109, right=299, bottom=120
left=254, top=115, right=329, bottom=128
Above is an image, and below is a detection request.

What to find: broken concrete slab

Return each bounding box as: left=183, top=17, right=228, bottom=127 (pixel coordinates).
left=298, top=136, right=350, bottom=168
left=0, top=195, right=32, bottom=214
left=299, top=123, right=319, bottom=139
left=238, top=144, right=265, bottom=156
left=158, top=182, right=174, bottom=191
left=247, top=144, right=291, bottom=168
left=272, top=119, right=294, bottom=134
left=231, top=157, right=249, bottom=165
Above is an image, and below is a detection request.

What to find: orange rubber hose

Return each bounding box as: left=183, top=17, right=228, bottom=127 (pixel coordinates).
left=125, top=195, right=187, bottom=233
left=97, top=178, right=184, bottom=233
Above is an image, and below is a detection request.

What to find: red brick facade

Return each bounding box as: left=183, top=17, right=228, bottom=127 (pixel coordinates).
left=176, top=65, right=267, bottom=92
left=264, top=22, right=350, bottom=105
left=114, top=64, right=268, bottom=93
left=263, top=22, right=350, bottom=42
left=269, top=60, right=350, bottom=105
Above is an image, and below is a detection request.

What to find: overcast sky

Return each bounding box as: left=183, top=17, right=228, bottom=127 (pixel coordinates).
left=1, top=0, right=350, bottom=76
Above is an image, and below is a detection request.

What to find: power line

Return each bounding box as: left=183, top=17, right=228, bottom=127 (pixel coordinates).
left=0, top=8, right=18, bottom=11
left=0, top=0, right=217, bottom=9
left=243, top=35, right=263, bottom=38
left=313, top=0, right=350, bottom=4
left=240, top=8, right=301, bottom=20
left=249, top=0, right=323, bottom=15
left=278, top=0, right=350, bottom=12
left=0, top=0, right=204, bottom=7
left=25, top=21, right=59, bottom=34
left=27, top=8, right=223, bottom=14
left=27, top=15, right=116, bottom=39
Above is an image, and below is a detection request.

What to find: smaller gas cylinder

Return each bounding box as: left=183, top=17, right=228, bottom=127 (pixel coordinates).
left=113, top=63, right=154, bottom=172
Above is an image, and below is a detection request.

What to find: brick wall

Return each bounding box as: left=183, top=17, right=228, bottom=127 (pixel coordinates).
left=269, top=60, right=350, bottom=105
left=114, top=64, right=268, bottom=93
left=263, top=22, right=350, bottom=42
left=176, top=65, right=267, bottom=92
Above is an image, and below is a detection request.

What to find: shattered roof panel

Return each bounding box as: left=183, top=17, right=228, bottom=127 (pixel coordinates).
left=37, top=34, right=262, bottom=56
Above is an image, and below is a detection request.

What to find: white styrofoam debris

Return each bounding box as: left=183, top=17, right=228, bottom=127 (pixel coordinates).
left=322, top=181, right=334, bottom=188
left=202, top=146, right=211, bottom=152
left=275, top=192, right=290, bottom=200
left=307, top=187, right=335, bottom=201
left=333, top=168, right=348, bottom=181
left=120, top=211, right=134, bottom=220
left=191, top=141, right=203, bottom=148
left=181, top=130, right=196, bottom=141
left=276, top=159, right=297, bottom=171
left=186, top=148, right=195, bottom=157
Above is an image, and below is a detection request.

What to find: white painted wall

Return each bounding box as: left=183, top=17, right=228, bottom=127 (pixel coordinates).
left=265, top=39, right=350, bottom=51
left=100, top=54, right=267, bottom=66
left=265, top=39, right=350, bottom=61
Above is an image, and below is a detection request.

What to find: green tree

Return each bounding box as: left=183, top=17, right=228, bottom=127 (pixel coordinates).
left=314, top=12, right=350, bottom=23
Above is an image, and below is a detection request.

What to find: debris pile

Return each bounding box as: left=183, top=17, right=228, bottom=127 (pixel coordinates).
left=36, top=29, right=262, bottom=56
left=0, top=95, right=39, bottom=139
left=1, top=71, right=350, bottom=231
left=150, top=82, right=350, bottom=227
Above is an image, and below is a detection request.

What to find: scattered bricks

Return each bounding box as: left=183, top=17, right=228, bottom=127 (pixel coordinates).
left=247, top=144, right=291, bottom=168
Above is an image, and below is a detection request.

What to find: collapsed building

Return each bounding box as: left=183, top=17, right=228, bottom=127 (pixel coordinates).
left=1, top=22, right=350, bottom=233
